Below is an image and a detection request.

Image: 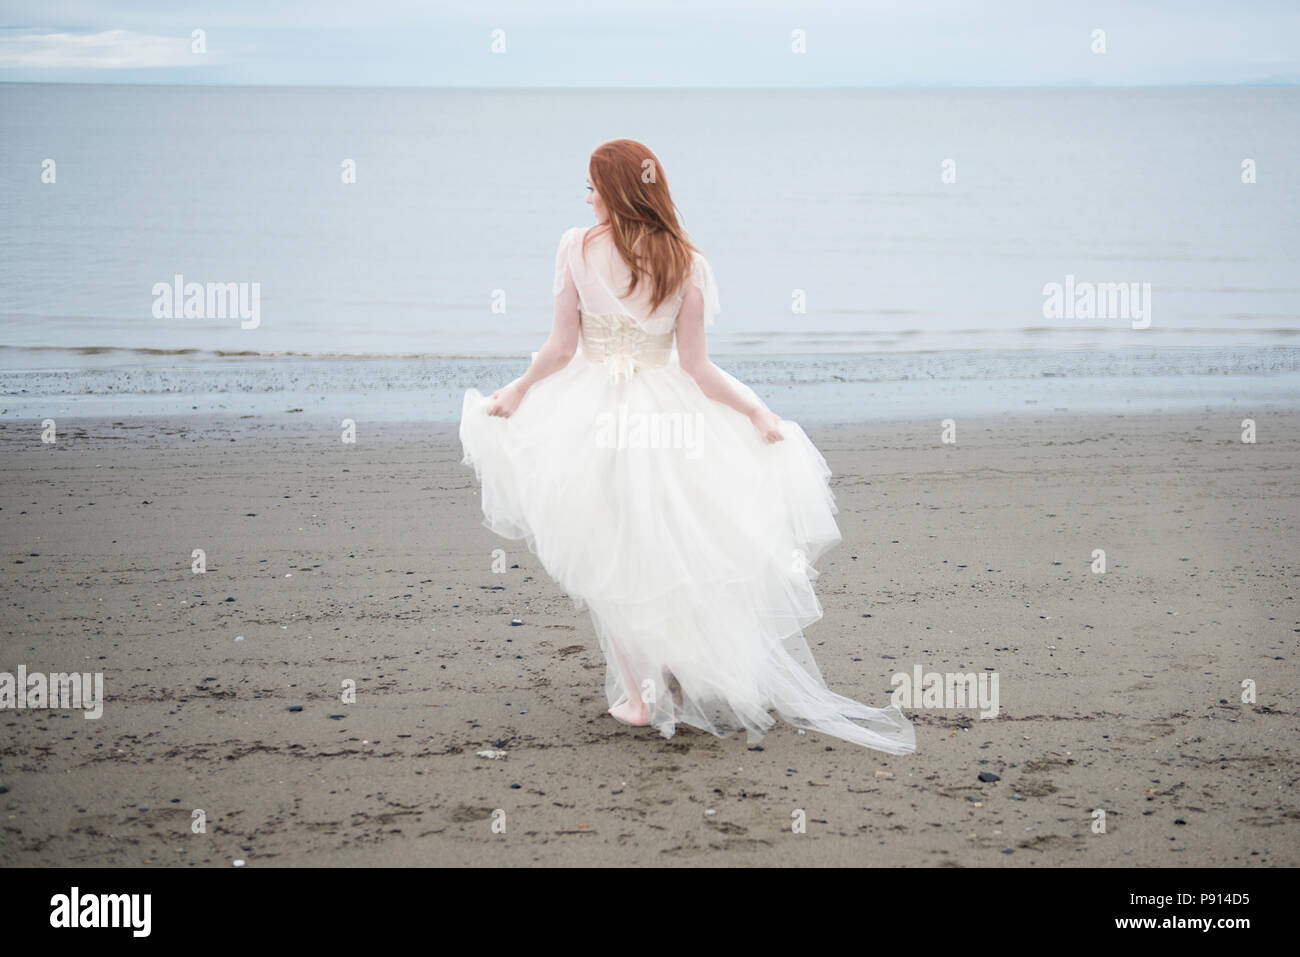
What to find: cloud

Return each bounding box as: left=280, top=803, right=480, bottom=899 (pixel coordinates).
left=0, top=28, right=200, bottom=69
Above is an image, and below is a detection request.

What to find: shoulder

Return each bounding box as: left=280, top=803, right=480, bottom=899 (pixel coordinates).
left=557, top=225, right=597, bottom=259
left=690, top=249, right=717, bottom=284
left=558, top=225, right=590, bottom=246
left=675, top=250, right=714, bottom=297
left=687, top=249, right=720, bottom=318
left=562, top=224, right=598, bottom=244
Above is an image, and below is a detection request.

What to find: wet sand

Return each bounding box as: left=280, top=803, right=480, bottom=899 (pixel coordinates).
left=0, top=409, right=1296, bottom=866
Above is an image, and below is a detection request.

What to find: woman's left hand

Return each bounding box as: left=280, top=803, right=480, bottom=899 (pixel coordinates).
left=749, top=407, right=785, bottom=443
left=486, top=381, right=525, bottom=417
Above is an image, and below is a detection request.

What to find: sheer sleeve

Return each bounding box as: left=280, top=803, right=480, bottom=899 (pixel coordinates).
left=553, top=227, right=579, bottom=296
left=690, top=252, right=720, bottom=326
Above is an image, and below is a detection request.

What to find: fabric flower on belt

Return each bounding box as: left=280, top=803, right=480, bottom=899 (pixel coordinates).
left=602, top=322, right=645, bottom=383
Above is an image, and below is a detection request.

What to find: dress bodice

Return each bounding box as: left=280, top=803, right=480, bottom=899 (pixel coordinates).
left=555, top=225, right=721, bottom=332
left=579, top=310, right=675, bottom=382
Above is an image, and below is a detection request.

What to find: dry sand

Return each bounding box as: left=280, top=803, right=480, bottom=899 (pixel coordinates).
left=0, top=410, right=1296, bottom=866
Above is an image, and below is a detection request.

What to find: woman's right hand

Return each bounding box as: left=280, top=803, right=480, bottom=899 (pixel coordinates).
left=749, top=407, right=784, bottom=443
left=487, top=381, right=525, bottom=418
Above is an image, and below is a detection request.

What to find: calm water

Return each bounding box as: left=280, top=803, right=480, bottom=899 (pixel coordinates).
left=0, top=83, right=1298, bottom=419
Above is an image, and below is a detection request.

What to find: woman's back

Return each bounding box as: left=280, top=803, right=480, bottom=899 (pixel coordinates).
left=556, top=225, right=719, bottom=332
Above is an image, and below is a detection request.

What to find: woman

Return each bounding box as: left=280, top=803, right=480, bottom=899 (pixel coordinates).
left=459, top=139, right=915, bottom=755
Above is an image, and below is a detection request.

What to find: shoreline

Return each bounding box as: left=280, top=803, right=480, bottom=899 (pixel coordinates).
left=2, top=345, right=1299, bottom=426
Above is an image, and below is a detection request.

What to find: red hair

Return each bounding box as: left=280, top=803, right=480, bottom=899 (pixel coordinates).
left=583, top=139, right=701, bottom=313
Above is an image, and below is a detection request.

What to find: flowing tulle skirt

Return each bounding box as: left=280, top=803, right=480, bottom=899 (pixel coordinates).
left=459, top=349, right=916, bottom=755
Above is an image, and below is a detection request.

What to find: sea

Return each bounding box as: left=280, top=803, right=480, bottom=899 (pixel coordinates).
left=1, top=83, right=1297, bottom=423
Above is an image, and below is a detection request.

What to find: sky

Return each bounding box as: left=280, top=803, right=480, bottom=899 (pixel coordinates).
left=0, top=0, right=1297, bottom=88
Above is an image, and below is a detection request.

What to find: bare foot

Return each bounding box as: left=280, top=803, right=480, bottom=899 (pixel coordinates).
left=667, top=675, right=684, bottom=708
left=608, top=699, right=651, bottom=725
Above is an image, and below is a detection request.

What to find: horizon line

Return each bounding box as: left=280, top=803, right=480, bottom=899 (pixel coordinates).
left=2, top=79, right=1298, bottom=92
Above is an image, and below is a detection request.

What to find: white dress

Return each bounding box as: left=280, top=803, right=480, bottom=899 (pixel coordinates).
left=459, top=225, right=916, bottom=755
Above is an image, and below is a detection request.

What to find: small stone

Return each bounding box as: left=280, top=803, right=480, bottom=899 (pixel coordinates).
left=232, top=859, right=246, bottom=868
left=875, top=770, right=894, bottom=779
left=1174, top=818, right=1187, bottom=825
left=288, top=705, right=303, bottom=712
left=476, top=749, right=507, bottom=759
left=978, top=772, right=1000, bottom=783
left=704, top=809, right=717, bottom=817
left=510, top=618, right=523, bottom=626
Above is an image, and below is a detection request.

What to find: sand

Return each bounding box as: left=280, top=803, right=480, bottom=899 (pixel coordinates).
left=0, top=409, right=1296, bottom=866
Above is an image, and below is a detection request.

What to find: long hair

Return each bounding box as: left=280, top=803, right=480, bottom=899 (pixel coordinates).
left=583, top=139, right=700, bottom=313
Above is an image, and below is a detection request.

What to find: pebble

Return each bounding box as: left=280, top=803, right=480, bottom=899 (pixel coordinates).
left=232, top=859, right=246, bottom=868
left=476, top=749, right=507, bottom=759
left=510, top=619, right=523, bottom=626
left=288, top=705, right=303, bottom=712
left=978, top=772, right=1000, bottom=783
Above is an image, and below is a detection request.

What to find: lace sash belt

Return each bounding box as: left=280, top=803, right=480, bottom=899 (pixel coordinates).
left=579, top=311, right=674, bottom=383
